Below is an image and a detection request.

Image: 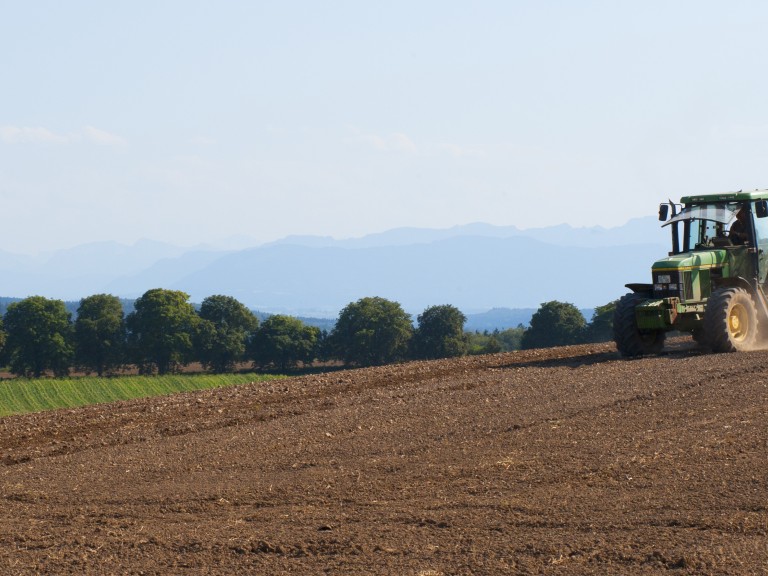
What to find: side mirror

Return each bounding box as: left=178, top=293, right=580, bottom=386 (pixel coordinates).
left=658, top=204, right=669, bottom=221
left=756, top=200, right=768, bottom=218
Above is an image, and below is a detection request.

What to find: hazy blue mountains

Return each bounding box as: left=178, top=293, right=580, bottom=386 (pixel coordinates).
left=0, top=217, right=667, bottom=317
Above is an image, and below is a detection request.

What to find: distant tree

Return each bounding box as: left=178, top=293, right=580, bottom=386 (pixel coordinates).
left=250, top=315, right=320, bottom=371
left=521, top=301, right=586, bottom=350
left=466, top=332, right=503, bottom=355
left=0, top=298, right=14, bottom=318
left=126, top=289, right=199, bottom=375
left=196, top=295, right=259, bottom=373
left=495, top=325, right=526, bottom=351
left=329, top=296, right=413, bottom=366
left=315, top=329, right=332, bottom=363
left=74, top=294, right=126, bottom=376
left=412, top=304, right=467, bottom=359
left=0, top=315, right=6, bottom=365
left=3, top=296, right=74, bottom=377
left=583, top=299, right=618, bottom=343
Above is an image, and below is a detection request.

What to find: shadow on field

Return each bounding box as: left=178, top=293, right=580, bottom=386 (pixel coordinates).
left=499, top=351, right=620, bottom=370
left=500, top=338, right=706, bottom=370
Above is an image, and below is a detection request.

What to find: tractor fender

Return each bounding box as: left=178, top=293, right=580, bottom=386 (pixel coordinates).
left=712, top=276, right=752, bottom=292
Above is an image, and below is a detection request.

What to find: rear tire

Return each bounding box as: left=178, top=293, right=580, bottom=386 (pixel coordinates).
left=613, top=293, right=666, bottom=357
left=703, top=287, right=758, bottom=352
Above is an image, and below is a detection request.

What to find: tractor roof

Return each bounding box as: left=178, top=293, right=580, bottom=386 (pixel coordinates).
left=681, top=189, right=768, bottom=204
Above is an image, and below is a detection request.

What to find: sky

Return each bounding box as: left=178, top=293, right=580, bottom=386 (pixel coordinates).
left=3, top=1, right=768, bottom=254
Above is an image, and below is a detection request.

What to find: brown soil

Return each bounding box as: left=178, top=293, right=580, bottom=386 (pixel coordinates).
left=0, top=340, right=766, bottom=575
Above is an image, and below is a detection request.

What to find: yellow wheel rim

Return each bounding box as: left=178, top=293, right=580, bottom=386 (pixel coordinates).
left=728, top=303, right=749, bottom=341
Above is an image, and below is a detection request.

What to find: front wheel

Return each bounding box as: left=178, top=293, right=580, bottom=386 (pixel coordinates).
left=703, top=287, right=759, bottom=352
left=613, top=293, right=666, bottom=357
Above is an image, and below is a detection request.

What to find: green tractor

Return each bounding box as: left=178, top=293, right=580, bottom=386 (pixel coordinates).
left=614, top=190, right=768, bottom=356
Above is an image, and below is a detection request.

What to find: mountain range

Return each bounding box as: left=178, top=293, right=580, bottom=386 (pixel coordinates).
left=0, top=218, right=668, bottom=318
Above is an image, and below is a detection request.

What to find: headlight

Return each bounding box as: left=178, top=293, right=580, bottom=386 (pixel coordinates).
left=668, top=283, right=678, bottom=291
left=654, top=284, right=663, bottom=291
left=657, top=274, right=672, bottom=284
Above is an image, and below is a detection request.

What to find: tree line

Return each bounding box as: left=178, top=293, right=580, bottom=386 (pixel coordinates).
left=0, top=289, right=616, bottom=378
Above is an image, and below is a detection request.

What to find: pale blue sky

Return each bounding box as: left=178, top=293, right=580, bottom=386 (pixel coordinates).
left=2, top=1, right=768, bottom=253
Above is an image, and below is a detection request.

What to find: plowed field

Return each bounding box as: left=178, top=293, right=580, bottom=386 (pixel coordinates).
left=0, top=341, right=766, bottom=575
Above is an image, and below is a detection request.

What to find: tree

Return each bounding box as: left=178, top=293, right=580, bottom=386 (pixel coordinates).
left=583, top=299, right=618, bottom=343
left=126, top=289, right=199, bottom=375
left=74, top=294, right=126, bottom=376
left=3, top=296, right=74, bottom=377
left=250, top=315, right=320, bottom=371
left=196, top=295, right=258, bottom=373
left=521, top=301, right=586, bottom=350
left=412, top=304, right=467, bottom=359
left=330, top=296, right=413, bottom=366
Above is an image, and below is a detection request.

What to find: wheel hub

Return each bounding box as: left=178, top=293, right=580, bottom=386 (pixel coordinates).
left=728, top=303, right=749, bottom=341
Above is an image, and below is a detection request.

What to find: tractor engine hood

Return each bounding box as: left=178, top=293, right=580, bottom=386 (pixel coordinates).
left=652, top=250, right=728, bottom=272
left=651, top=246, right=752, bottom=298
left=647, top=249, right=730, bottom=304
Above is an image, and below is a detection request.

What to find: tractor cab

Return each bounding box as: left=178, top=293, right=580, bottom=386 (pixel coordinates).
left=663, top=202, right=743, bottom=251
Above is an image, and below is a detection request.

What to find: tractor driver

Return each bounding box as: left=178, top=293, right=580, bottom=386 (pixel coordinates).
left=729, top=206, right=750, bottom=245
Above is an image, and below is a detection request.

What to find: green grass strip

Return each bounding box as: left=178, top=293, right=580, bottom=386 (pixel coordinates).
left=0, top=373, right=284, bottom=418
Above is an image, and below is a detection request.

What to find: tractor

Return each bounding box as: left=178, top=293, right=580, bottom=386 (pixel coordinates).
left=614, top=190, right=768, bottom=356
